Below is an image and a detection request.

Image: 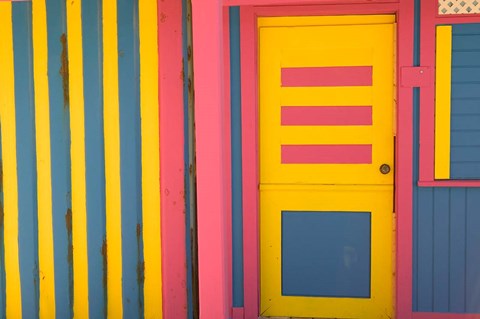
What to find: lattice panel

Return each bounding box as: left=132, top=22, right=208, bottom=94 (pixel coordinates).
left=439, top=0, right=480, bottom=15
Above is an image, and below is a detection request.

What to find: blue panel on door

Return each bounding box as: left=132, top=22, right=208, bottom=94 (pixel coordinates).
left=282, top=211, right=371, bottom=298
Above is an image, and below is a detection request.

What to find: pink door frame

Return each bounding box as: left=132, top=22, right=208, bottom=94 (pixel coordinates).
left=191, top=0, right=415, bottom=318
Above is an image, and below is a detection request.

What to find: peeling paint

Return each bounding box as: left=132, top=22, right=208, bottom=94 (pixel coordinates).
left=59, top=33, right=70, bottom=108
left=160, top=12, right=167, bottom=23
left=187, top=45, right=192, bottom=61
left=0, top=160, right=3, bottom=193
left=135, top=223, right=144, bottom=315
left=0, top=205, right=3, bottom=229
left=65, top=208, right=74, bottom=311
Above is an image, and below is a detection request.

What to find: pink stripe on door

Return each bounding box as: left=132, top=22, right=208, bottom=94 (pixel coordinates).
left=281, top=66, right=372, bottom=87
left=281, top=144, right=372, bottom=164
left=281, top=106, right=372, bottom=125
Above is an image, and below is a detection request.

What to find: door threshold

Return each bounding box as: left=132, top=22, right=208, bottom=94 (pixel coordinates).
left=259, top=317, right=343, bottom=319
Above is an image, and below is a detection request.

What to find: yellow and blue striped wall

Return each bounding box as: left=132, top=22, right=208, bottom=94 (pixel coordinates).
left=0, top=0, right=187, bottom=317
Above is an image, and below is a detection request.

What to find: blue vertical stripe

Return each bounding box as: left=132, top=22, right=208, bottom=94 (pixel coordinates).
left=449, top=188, right=466, bottom=312
left=466, top=188, right=480, bottom=312
left=45, top=0, right=72, bottom=317
left=0, top=129, right=5, bottom=319
left=81, top=0, right=106, bottom=317
left=432, top=189, right=450, bottom=311
left=117, top=0, right=143, bottom=316
left=230, top=6, right=244, bottom=308
left=417, top=188, right=434, bottom=311
left=12, top=3, right=40, bottom=318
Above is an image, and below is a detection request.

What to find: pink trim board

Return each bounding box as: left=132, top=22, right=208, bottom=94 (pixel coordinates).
left=191, top=0, right=231, bottom=318
left=396, top=0, right=415, bottom=317
left=158, top=0, right=187, bottom=317
left=240, top=6, right=259, bottom=319
left=224, top=0, right=398, bottom=6
left=223, top=6, right=233, bottom=319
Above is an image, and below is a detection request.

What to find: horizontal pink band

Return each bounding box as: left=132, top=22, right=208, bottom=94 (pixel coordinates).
left=281, top=106, right=372, bottom=126
left=281, top=144, right=372, bottom=164
left=281, top=66, right=372, bottom=87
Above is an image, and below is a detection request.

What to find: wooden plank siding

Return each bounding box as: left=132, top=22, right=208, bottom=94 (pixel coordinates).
left=0, top=0, right=181, bottom=318
left=450, top=24, right=480, bottom=179
left=414, top=187, right=480, bottom=313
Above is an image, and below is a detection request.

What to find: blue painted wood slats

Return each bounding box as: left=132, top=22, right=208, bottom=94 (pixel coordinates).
left=450, top=23, right=480, bottom=179
left=414, top=187, right=480, bottom=313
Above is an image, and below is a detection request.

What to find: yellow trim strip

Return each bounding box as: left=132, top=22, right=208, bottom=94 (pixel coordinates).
left=0, top=3, right=22, bottom=318
left=258, top=14, right=395, bottom=27
left=32, top=0, right=57, bottom=317
left=139, top=0, right=163, bottom=317
left=66, top=0, right=90, bottom=317
left=280, top=126, right=373, bottom=145
left=435, top=25, right=452, bottom=180
left=103, top=0, right=123, bottom=317
left=280, top=87, right=372, bottom=107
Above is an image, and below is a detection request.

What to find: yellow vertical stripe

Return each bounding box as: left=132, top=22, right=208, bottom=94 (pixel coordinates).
left=102, top=0, right=123, bottom=318
left=32, top=0, right=57, bottom=317
left=66, top=0, right=90, bottom=317
left=139, top=0, right=162, bottom=317
left=0, top=3, right=22, bottom=318
left=435, top=25, right=452, bottom=180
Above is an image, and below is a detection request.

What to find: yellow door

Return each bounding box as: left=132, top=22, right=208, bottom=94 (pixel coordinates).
left=259, top=15, right=396, bottom=318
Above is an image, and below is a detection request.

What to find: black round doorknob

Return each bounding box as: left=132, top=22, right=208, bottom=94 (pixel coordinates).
left=380, top=164, right=391, bottom=174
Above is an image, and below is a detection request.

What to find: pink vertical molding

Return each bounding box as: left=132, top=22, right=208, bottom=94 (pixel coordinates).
left=223, top=6, right=233, bottom=319
left=240, top=6, right=259, bottom=319
left=418, top=0, right=437, bottom=182
left=191, top=0, right=231, bottom=318
left=396, top=0, right=415, bottom=318
left=239, top=3, right=415, bottom=319
left=158, top=0, right=188, bottom=317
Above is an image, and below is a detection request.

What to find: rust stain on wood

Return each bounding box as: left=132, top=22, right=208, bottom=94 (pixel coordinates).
left=65, top=207, right=73, bottom=235
left=0, top=160, right=3, bottom=192
left=66, top=211, right=73, bottom=264
left=60, top=33, right=70, bottom=108
left=65, top=208, right=74, bottom=312
left=136, top=223, right=144, bottom=314
left=101, top=239, right=107, bottom=287
left=0, top=204, right=3, bottom=229
left=101, top=238, right=108, bottom=318
left=136, top=223, right=144, bottom=284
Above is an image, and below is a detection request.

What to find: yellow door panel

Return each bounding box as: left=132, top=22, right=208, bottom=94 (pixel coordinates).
left=260, top=186, right=394, bottom=318
left=259, top=21, right=395, bottom=185
left=259, top=15, right=396, bottom=319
